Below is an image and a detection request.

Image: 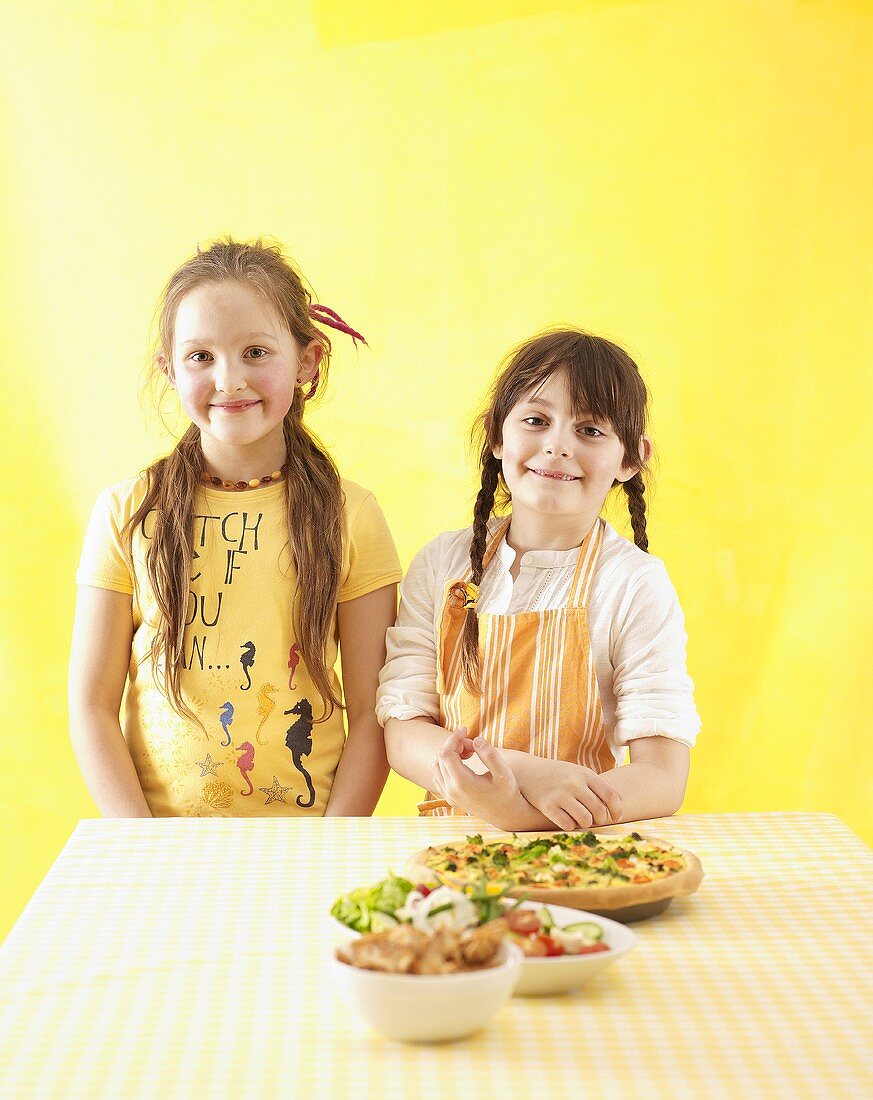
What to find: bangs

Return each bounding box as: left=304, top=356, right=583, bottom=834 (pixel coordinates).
left=508, top=331, right=647, bottom=448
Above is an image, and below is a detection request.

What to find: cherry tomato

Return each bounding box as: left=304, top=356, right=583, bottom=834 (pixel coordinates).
left=577, top=943, right=610, bottom=954
left=536, top=935, right=565, bottom=957
left=506, top=909, right=541, bottom=934
left=509, top=933, right=549, bottom=957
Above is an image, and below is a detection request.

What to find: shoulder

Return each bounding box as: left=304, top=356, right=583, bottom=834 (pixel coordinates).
left=403, top=517, right=503, bottom=588
left=336, top=479, right=402, bottom=598
left=408, top=522, right=475, bottom=574
left=340, top=477, right=373, bottom=512
left=90, top=472, right=151, bottom=524
left=339, top=477, right=395, bottom=536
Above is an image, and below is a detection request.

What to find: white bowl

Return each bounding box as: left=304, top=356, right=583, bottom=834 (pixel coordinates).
left=329, top=941, right=523, bottom=1043
left=511, top=903, right=638, bottom=997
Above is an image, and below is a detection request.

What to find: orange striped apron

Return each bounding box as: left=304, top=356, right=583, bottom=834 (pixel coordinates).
left=419, top=517, right=613, bottom=816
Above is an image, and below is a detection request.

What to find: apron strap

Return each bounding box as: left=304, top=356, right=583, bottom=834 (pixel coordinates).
left=567, top=518, right=606, bottom=609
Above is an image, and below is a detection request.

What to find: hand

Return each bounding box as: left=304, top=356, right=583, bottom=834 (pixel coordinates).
left=515, top=756, right=622, bottom=830
left=428, top=727, right=476, bottom=798
left=433, top=734, right=528, bottom=829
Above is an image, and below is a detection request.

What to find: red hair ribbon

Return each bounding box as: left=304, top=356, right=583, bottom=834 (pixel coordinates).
left=308, top=303, right=368, bottom=347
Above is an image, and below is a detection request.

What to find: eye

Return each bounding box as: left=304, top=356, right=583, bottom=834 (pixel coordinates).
left=579, top=425, right=604, bottom=437
left=189, top=352, right=211, bottom=363
left=521, top=416, right=547, bottom=427
left=247, top=347, right=269, bottom=359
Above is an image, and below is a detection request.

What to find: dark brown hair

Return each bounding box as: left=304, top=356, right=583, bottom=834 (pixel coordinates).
left=123, top=237, right=347, bottom=725
left=461, top=328, right=651, bottom=692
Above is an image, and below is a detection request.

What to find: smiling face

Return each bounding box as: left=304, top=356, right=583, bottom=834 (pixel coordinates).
left=167, top=279, right=320, bottom=469
left=494, top=369, right=639, bottom=530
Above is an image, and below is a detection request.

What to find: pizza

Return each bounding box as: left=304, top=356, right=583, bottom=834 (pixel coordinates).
left=407, top=830, right=704, bottom=917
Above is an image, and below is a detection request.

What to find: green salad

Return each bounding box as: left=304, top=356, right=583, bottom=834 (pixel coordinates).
left=330, top=873, right=415, bottom=933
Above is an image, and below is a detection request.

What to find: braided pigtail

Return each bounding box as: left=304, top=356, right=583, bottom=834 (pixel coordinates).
left=460, top=451, right=501, bottom=694
left=623, top=472, right=649, bottom=552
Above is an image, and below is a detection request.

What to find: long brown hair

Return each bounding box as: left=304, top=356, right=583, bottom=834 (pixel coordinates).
left=123, top=238, right=348, bottom=725
left=461, top=329, right=651, bottom=692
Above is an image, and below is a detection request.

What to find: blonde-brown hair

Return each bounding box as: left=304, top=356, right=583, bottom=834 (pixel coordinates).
left=461, top=328, right=651, bottom=692
left=123, top=237, right=348, bottom=725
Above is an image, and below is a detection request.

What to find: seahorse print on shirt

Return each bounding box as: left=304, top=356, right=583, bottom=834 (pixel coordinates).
left=284, top=698, right=315, bottom=808
left=239, top=641, right=256, bottom=691
left=287, top=642, right=301, bottom=690
left=219, top=701, right=234, bottom=746
left=236, top=741, right=255, bottom=796
left=255, top=682, right=278, bottom=744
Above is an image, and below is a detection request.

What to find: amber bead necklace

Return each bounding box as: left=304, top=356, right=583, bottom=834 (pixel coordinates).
left=200, top=463, right=288, bottom=492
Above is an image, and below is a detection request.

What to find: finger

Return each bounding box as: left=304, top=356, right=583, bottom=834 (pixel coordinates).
left=472, top=738, right=518, bottom=793
left=563, top=799, right=595, bottom=830
left=588, top=774, right=623, bottom=821
left=547, top=806, right=581, bottom=831
left=450, top=730, right=476, bottom=757
left=472, top=737, right=511, bottom=779
left=457, top=737, right=477, bottom=760
left=437, top=732, right=465, bottom=762
left=440, top=747, right=472, bottom=787
left=434, top=758, right=454, bottom=800
left=574, top=787, right=612, bottom=827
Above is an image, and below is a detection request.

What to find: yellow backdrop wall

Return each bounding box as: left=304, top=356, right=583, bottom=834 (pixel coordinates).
left=1, top=0, right=870, bottom=939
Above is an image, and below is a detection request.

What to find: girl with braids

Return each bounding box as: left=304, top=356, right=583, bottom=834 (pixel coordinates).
left=378, top=329, right=699, bottom=830
left=70, top=238, right=401, bottom=817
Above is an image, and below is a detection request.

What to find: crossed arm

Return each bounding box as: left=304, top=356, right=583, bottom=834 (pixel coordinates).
left=385, top=716, right=689, bottom=831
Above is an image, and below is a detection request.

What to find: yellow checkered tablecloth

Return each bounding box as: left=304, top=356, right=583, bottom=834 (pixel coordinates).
left=1, top=813, right=871, bottom=1099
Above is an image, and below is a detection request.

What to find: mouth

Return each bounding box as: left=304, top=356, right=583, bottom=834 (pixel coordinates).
left=210, top=400, right=262, bottom=413
left=527, top=467, right=580, bottom=482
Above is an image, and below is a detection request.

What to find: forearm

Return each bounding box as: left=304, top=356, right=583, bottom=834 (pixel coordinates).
left=69, top=707, right=152, bottom=817
left=384, top=716, right=464, bottom=789
left=326, top=716, right=390, bottom=816
left=599, top=761, right=685, bottom=822
left=501, top=748, right=684, bottom=828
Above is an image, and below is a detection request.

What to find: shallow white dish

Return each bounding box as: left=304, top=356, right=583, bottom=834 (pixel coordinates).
left=330, top=900, right=636, bottom=999
left=510, top=901, right=638, bottom=996
left=330, top=941, right=524, bottom=1043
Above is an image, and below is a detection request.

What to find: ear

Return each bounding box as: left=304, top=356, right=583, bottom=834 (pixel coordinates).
left=617, top=434, right=652, bottom=483
left=157, top=352, right=175, bottom=387
left=492, top=442, right=503, bottom=461
left=296, top=340, right=323, bottom=385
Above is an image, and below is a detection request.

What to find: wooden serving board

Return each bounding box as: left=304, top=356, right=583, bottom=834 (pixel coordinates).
left=406, top=831, right=704, bottom=924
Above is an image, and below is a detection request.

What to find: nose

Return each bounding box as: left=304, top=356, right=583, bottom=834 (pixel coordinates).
left=542, top=427, right=571, bottom=459
left=213, top=357, right=247, bottom=394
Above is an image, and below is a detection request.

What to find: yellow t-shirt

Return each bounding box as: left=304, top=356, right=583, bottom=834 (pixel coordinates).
left=76, top=474, right=402, bottom=817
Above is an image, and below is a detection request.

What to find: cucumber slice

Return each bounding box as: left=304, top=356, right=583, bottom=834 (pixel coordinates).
left=560, top=920, right=603, bottom=941
left=536, top=905, right=554, bottom=931
left=369, top=912, right=400, bottom=932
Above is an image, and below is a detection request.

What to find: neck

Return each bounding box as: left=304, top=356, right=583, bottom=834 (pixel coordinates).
left=199, top=431, right=288, bottom=485
left=505, top=507, right=598, bottom=558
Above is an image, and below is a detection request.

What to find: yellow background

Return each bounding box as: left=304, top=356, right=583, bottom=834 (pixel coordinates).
left=1, top=1, right=870, bottom=940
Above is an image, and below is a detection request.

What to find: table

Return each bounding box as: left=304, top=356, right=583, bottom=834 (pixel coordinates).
left=1, top=813, right=871, bottom=1099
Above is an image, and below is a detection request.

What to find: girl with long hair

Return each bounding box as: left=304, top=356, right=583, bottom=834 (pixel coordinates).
left=71, top=238, right=400, bottom=817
